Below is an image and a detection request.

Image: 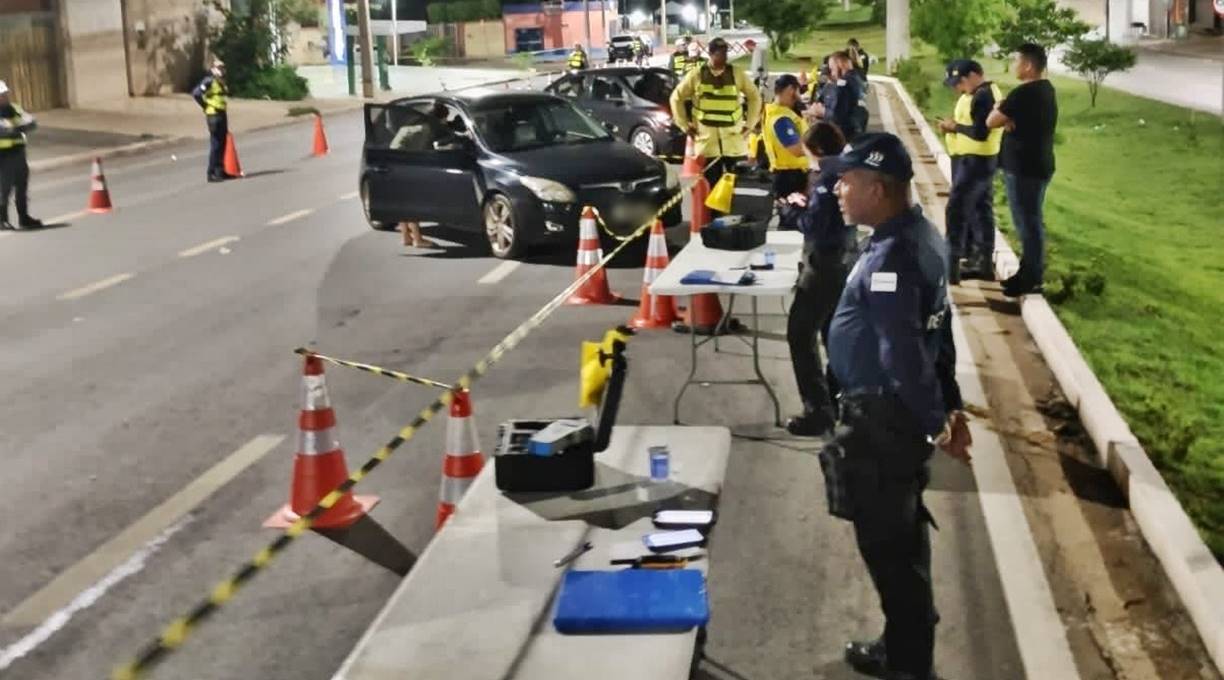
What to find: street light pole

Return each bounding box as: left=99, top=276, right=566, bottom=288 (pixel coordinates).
left=661, top=0, right=668, bottom=44
left=584, top=0, right=592, bottom=51
left=356, top=0, right=374, bottom=98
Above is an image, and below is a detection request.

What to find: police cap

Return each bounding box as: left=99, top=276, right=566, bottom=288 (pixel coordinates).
left=824, top=132, right=914, bottom=182
left=943, top=59, right=982, bottom=87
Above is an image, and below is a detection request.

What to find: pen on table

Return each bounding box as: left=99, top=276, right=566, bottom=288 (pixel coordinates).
left=554, top=541, right=593, bottom=568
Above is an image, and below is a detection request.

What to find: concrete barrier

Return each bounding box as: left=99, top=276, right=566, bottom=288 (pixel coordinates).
left=870, top=73, right=1224, bottom=674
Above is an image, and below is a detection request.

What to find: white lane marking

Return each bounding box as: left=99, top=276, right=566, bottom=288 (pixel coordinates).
left=56, top=272, right=134, bottom=301
left=477, top=260, right=521, bottom=285
left=1, top=434, right=285, bottom=628
left=0, top=518, right=190, bottom=671
left=266, top=208, right=314, bottom=226
left=0, top=232, right=11, bottom=240
left=178, top=235, right=240, bottom=258
left=338, top=190, right=359, bottom=200
left=877, top=81, right=1082, bottom=680
left=47, top=209, right=89, bottom=225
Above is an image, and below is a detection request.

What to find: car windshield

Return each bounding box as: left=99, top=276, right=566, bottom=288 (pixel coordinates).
left=472, top=99, right=611, bottom=153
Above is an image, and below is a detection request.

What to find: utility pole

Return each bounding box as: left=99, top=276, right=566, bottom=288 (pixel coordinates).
left=660, top=0, right=668, bottom=44
left=356, top=0, right=375, bottom=98
left=885, top=0, right=909, bottom=70
left=584, top=0, right=592, bottom=51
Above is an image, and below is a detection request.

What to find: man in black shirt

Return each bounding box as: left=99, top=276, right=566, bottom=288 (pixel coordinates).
left=988, top=43, right=1058, bottom=297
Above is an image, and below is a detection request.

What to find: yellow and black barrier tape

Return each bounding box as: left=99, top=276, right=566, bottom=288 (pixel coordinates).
left=293, top=347, right=453, bottom=390
left=109, top=186, right=688, bottom=680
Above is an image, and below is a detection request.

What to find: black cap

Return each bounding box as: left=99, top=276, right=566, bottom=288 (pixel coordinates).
left=824, top=132, right=914, bottom=182
left=774, top=74, right=800, bottom=92
left=943, top=59, right=982, bottom=87
left=708, top=37, right=729, bottom=52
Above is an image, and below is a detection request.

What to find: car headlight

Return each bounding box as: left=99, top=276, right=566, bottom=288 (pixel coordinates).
left=648, top=111, right=672, bottom=127
left=520, top=175, right=576, bottom=203
left=665, top=164, right=679, bottom=190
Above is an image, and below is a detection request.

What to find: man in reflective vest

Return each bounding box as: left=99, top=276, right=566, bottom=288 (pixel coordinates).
left=684, top=41, right=705, bottom=75
left=0, top=80, right=42, bottom=230
left=192, top=59, right=233, bottom=183
left=762, top=74, right=810, bottom=216
left=567, top=44, right=589, bottom=72
left=670, top=37, right=762, bottom=213
left=669, top=38, right=688, bottom=77
left=938, top=59, right=1003, bottom=283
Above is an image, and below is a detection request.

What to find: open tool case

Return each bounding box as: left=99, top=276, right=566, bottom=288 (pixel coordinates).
left=492, top=337, right=627, bottom=493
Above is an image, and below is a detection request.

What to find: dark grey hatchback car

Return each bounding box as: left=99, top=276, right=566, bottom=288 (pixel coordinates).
left=361, top=89, right=681, bottom=259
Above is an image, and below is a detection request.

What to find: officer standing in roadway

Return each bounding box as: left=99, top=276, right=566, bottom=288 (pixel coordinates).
left=0, top=80, right=42, bottom=231
left=761, top=74, right=809, bottom=208
left=670, top=36, right=762, bottom=214
left=567, top=43, right=589, bottom=72
left=669, top=38, right=688, bottom=77
left=192, top=58, right=233, bottom=183
left=938, top=60, right=1002, bottom=283
left=820, top=133, right=971, bottom=680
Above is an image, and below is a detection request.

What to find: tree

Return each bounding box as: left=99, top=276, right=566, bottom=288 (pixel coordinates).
left=737, top=0, right=833, bottom=59
left=910, top=0, right=1003, bottom=61
left=208, top=0, right=309, bottom=100
left=994, top=0, right=1090, bottom=54
left=1061, top=37, right=1137, bottom=107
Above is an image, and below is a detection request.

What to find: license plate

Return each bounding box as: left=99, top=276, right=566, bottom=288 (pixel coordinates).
left=610, top=202, right=652, bottom=227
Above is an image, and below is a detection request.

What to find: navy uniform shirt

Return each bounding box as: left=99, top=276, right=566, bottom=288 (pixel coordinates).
left=827, top=205, right=963, bottom=435
left=794, top=166, right=854, bottom=253
left=822, top=75, right=864, bottom=137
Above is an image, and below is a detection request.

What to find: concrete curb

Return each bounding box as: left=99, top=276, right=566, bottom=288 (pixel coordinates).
left=870, top=73, right=1224, bottom=674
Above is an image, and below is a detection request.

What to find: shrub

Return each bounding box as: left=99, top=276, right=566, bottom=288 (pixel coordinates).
left=208, top=0, right=310, bottom=100
left=892, top=58, right=930, bottom=110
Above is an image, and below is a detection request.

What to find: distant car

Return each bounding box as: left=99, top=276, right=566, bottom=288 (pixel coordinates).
left=607, top=34, right=651, bottom=62
left=545, top=67, right=684, bottom=158
left=360, top=90, right=681, bottom=259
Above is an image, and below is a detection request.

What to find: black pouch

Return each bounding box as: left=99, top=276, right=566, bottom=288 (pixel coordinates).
left=817, top=440, right=855, bottom=521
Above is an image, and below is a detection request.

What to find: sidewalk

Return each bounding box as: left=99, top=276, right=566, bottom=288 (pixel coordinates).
left=1050, top=45, right=1224, bottom=114
left=1134, top=32, right=1224, bottom=61
left=27, top=94, right=364, bottom=172
left=296, top=64, right=539, bottom=100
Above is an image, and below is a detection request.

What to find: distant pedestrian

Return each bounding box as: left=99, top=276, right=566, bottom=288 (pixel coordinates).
left=631, top=36, right=646, bottom=66
left=810, top=51, right=866, bottom=141
left=847, top=38, right=872, bottom=77
left=0, top=80, right=42, bottom=230
left=745, top=38, right=768, bottom=91
left=776, top=121, right=852, bottom=436
left=684, top=41, right=705, bottom=75
left=988, top=43, right=1058, bottom=297
left=669, top=38, right=688, bottom=77
left=938, top=59, right=1002, bottom=283
left=822, top=133, right=971, bottom=680
left=192, top=58, right=235, bottom=183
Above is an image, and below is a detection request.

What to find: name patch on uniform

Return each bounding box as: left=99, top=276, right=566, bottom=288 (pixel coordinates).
left=836, top=79, right=847, bottom=86
left=870, top=272, right=897, bottom=292
left=816, top=185, right=828, bottom=194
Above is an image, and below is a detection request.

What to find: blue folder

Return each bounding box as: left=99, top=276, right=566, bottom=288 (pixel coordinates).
left=678, top=269, right=756, bottom=286
left=553, top=569, right=710, bottom=634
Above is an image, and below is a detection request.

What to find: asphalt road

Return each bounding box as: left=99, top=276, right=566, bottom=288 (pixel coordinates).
left=0, top=77, right=1216, bottom=680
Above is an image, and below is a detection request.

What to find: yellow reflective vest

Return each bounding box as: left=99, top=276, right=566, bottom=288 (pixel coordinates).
left=763, top=103, right=808, bottom=171
left=947, top=83, right=1002, bottom=157
left=0, top=104, right=29, bottom=150
left=670, top=52, right=687, bottom=77
left=203, top=78, right=227, bottom=116
left=567, top=50, right=587, bottom=70
left=670, top=63, right=761, bottom=159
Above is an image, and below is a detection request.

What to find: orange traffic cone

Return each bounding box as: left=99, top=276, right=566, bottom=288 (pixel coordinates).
left=684, top=176, right=726, bottom=332
left=312, top=114, right=329, bottom=157
left=436, top=389, right=484, bottom=530
left=265, top=355, right=379, bottom=530
left=680, top=137, right=704, bottom=179
left=690, top=176, right=711, bottom=235
left=86, top=157, right=113, bottom=213
left=223, top=132, right=244, bottom=178
left=629, top=220, right=678, bottom=329
left=567, top=206, right=620, bottom=305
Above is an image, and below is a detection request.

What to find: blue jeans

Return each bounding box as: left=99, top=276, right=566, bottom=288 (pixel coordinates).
left=946, top=155, right=997, bottom=262
left=1003, top=172, right=1049, bottom=287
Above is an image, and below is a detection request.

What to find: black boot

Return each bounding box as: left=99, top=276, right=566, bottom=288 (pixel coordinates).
left=18, top=216, right=43, bottom=229
left=786, top=411, right=834, bottom=437
left=845, top=637, right=888, bottom=676
left=962, top=254, right=993, bottom=281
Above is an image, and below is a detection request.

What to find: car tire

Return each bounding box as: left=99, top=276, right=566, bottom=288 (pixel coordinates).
left=361, top=179, right=395, bottom=231
left=484, top=193, right=526, bottom=259
left=630, top=127, right=657, bottom=157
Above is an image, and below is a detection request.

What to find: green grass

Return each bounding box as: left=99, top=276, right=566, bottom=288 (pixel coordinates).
left=759, top=22, right=1224, bottom=558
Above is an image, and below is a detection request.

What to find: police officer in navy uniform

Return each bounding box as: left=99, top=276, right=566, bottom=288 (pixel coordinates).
left=0, top=80, right=42, bottom=231
left=192, top=59, right=233, bottom=183
left=811, top=51, right=866, bottom=141
left=821, top=133, right=972, bottom=680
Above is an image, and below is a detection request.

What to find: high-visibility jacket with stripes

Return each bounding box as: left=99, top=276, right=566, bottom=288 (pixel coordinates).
left=567, top=51, right=587, bottom=70
left=670, top=52, right=687, bottom=77
left=947, top=83, right=1003, bottom=157
left=0, top=104, right=30, bottom=150
left=763, top=103, right=809, bottom=171
left=694, top=65, right=743, bottom=128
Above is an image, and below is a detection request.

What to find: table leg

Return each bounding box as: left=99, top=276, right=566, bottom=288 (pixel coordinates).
left=673, top=315, right=701, bottom=424
left=751, top=296, right=783, bottom=427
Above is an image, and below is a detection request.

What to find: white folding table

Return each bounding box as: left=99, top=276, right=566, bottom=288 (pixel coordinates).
left=650, top=231, right=802, bottom=426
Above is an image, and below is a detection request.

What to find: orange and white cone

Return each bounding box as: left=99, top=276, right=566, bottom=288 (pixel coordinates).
left=680, top=137, right=704, bottom=179
left=265, top=355, right=379, bottom=530
left=567, top=206, right=620, bottom=305
left=312, top=114, right=330, bottom=157
left=87, top=157, right=113, bottom=213
left=629, top=220, right=678, bottom=329
left=436, top=389, right=484, bottom=530
left=223, top=132, right=244, bottom=178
